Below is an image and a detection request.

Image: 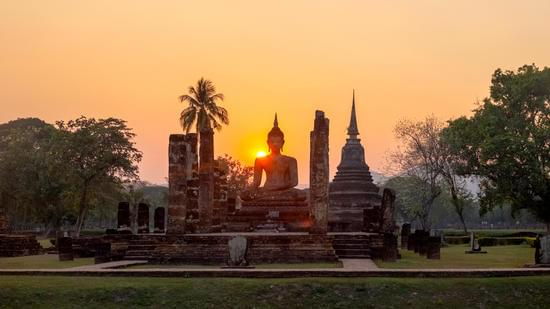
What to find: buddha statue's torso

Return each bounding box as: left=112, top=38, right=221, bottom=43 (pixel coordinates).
left=240, top=114, right=306, bottom=202
left=254, top=154, right=297, bottom=191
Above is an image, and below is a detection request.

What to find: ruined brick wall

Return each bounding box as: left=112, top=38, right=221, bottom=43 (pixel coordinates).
left=167, top=134, right=197, bottom=234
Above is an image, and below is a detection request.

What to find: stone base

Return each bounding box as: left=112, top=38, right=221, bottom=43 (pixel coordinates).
left=150, top=233, right=337, bottom=264
left=227, top=203, right=312, bottom=232
left=465, top=250, right=487, bottom=254
left=221, top=265, right=256, bottom=269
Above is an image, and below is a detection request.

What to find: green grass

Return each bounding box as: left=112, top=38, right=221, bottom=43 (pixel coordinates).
left=0, top=276, right=549, bottom=308
left=129, top=262, right=343, bottom=269
left=0, top=254, right=94, bottom=269
left=377, top=244, right=534, bottom=269
left=37, top=238, right=53, bottom=249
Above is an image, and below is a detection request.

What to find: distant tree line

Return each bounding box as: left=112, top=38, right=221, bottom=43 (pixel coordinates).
left=387, top=64, right=550, bottom=232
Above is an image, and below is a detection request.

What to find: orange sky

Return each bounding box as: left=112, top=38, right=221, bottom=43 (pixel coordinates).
left=1, top=1, right=550, bottom=185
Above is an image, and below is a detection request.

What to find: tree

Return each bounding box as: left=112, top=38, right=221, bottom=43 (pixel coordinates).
left=0, top=118, right=71, bottom=233
left=391, top=116, right=473, bottom=231
left=390, top=116, right=446, bottom=230
left=179, top=78, right=229, bottom=133
left=216, top=154, right=253, bottom=198
left=55, top=117, right=142, bottom=237
left=443, top=64, right=550, bottom=231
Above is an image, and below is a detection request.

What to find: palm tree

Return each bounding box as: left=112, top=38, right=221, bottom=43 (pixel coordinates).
left=179, top=78, right=229, bottom=133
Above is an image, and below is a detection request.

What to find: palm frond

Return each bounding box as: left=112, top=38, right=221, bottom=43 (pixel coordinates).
left=179, top=94, right=199, bottom=107
left=208, top=114, right=222, bottom=131
left=210, top=93, right=224, bottom=101
left=180, top=107, right=197, bottom=133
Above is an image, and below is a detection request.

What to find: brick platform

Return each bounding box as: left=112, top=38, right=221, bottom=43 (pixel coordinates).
left=150, top=233, right=337, bottom=264
left=0, top=234, right=42, bottom=257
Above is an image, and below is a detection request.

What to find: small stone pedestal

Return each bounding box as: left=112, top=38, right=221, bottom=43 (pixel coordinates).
left=426, top=236, right=441, bottom=259
left=465, top=232, right=487, bottom=254
left=94, top=242, right=112, bottom=264
left=57, top=237, right=74, bottom=261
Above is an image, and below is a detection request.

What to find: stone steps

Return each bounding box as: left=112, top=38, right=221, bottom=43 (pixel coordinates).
left=331, top=234, right=373, bottom=259
left=333, top=243, right=371, bottom=250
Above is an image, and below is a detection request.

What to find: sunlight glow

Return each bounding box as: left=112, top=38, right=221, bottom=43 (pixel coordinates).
left=256, top=150, right=267, bottom=158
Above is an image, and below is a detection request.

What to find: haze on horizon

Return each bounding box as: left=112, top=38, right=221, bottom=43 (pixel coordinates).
left=1, top=1, right=550, bottom=185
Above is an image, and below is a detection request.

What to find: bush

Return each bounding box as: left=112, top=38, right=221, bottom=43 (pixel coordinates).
left=444, top=236, right=470, bottom=245
left=444, top=236, right=532, bottom=246
left=477, top=237, right=527, bottom=246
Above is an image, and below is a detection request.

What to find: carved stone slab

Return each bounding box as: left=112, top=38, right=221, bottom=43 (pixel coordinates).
left=227, top=236, right=248, bottom=266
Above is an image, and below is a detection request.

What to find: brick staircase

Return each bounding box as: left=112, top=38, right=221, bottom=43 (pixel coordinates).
left=123, top=239, right=159, bottom=260
left=331, top=234, right=372, bottom=259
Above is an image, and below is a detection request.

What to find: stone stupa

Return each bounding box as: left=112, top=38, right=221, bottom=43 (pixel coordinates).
left=328, top=91, right=381, bottom=231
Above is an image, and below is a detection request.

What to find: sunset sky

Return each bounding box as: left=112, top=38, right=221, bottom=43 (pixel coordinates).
left=1, top=1, right=550, bottom=185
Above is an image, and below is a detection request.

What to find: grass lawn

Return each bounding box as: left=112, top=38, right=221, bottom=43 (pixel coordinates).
left=0, top=254, right=94, bottom=269
left=0, top=276, right=549, bottom=308
left=129, top=261, right=343, bottom=269
left=377, top=244, right=534, bottom=269
left=37, top=238, right=53, bottom=249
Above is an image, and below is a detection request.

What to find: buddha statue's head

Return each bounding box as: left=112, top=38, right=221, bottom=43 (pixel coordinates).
left=267, top=114, right=284, bottom=153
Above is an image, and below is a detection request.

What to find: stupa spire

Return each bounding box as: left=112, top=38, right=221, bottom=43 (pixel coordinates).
left=347, top=90, right=359, bottom=139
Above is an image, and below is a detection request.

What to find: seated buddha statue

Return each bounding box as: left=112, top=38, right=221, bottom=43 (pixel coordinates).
left=241, top=114, right=307, bottom=202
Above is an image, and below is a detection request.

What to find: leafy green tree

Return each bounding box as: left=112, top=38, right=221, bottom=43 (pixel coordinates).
left=0, top=118, right=71, bottom=233
left=442, top=64, right=550, bottom=231
left=55, top=117, right=142, bottom=236
left=179, top=78, right=229, bottom=133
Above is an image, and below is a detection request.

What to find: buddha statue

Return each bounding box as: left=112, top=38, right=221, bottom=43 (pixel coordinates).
left=241, top=114, right=306, bottom=202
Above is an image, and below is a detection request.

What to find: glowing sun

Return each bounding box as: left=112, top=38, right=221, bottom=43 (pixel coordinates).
left=256, top=150, right=267, bottom=158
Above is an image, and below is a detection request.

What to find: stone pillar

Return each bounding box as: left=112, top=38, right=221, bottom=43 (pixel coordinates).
left=540, top=235, right=550, bottom=264
left=407, top=231, right=415, bottom=251
left=380, top=188, right=396, bottom=233
left=154, top=207, right=166, bottom=233
left=198, top=128, right=215, bottom=232
left=401, top=223, right=411, bottom=249
left=426, top=236, right=441, bottom=259
left=309, top=110, right=330, bottom=234
left=94, top=242, right=111, bottom=264
left=57, top=237, right=74, bottom=261
left=117, top=202, right=130, bottom=230
left=137, top=203, right=150, bottom=234
left=0, top=208, right=9, bottom=234
left=167, top=134, right=198, bottom=234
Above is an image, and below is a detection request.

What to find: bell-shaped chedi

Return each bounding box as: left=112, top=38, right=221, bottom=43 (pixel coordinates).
left=328, top=91, right=381, bottom=232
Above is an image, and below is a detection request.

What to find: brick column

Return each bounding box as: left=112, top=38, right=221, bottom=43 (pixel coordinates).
left=309, top=110, right=330, bottom=234
left=198, top=128, right=214, bottom=232
left=167, top=134, right=197, bottom=234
